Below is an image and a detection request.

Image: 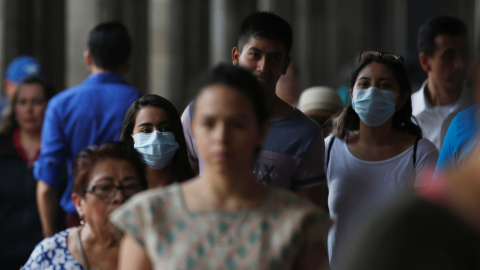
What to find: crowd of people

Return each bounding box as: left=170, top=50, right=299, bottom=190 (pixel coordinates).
left=1, top=9, right=479, bottom=270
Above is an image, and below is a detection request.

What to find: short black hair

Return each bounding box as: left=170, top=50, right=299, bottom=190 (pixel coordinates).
left=195, top=64, right=268, bottom=126
left=88, top=21, right=132, bottom=71
left=237, top=11, right=293, bottom=56
left=417, top=15, right=467, bottom=56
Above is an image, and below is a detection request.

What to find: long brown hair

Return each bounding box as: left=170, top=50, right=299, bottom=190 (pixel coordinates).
left=119, top=94, right=195, bottom=182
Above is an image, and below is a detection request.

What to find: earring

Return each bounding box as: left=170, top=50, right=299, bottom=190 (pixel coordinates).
left=80, top=217, right=85, bottom=226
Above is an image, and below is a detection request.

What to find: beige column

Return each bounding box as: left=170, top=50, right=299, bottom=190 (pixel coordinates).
left=209, top=0, right=236, bottom=66
left=65, top=0, right=100, bottom=88
left=148, top=0, right=185, bottom=108
left=257, top=0, right=293, bottom=22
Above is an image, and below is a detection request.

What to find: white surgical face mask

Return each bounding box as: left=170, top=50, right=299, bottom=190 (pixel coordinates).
left=133, top=131, right=179, bottom=169
left=352, top=86, right=397, bottom=127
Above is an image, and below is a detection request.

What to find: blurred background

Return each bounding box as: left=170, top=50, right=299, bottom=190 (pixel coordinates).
left=0, top=0, right=478, bottom=110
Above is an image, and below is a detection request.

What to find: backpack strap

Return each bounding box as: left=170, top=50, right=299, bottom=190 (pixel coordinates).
left=326, top=136, right=336, bottom=169
left=412, top=137, right=421, bottom=168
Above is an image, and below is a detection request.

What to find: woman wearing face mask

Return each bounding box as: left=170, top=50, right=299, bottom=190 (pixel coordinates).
left=325, top=51, right=439, bottom=268
left=120, top=94, right=195, bottom=188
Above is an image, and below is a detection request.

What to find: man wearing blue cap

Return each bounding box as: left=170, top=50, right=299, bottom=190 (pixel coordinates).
left=0, top=56, right=42, bottom=125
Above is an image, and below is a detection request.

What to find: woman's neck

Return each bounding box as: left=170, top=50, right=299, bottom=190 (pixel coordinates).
left=357, top=120, right=395, bottom=145
left=82, top=223, right=118, bottom=249
left=146, top=164, right=175, bottom=189
left=19, top=129, right=41, bottom=159
left=198, top=169, right=266, bottom=210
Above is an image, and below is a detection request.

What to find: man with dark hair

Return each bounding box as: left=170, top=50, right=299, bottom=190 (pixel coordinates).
left=34, top=21, right=140, bottom=237
left=182, top=11, right=325, bottom=206
left=412, top=15, right=471, bottom=151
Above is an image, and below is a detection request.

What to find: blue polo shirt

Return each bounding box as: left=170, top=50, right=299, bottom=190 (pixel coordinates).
left=34, top=72, right=140, bottom=214
left=434, top=105, right=478, bottom=179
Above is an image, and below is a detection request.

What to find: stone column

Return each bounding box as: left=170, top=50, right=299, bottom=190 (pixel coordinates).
left=147, top=0, right=185, bottom=108
left=65, top=0, right=100, bottom=87
left=257, top=0, right=293, bottom=22
left=209, top=0, right=236, bottom=66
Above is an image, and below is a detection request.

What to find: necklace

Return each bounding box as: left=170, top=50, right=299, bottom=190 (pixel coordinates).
left=77, top=226, right=92, bottom=269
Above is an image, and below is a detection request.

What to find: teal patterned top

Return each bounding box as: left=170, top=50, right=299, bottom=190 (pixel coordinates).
left=110, top=183, right=330, bottom=270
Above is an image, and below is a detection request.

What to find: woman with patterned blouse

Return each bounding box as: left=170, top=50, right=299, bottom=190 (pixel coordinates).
left=111, top=64, right=331, bottom=270
left=23, top=142, right=147, bottom=269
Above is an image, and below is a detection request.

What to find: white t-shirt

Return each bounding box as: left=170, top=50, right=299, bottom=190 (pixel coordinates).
left=325, top=135, right=438, bottom=268
left=411, top=79, right=472, bottom=151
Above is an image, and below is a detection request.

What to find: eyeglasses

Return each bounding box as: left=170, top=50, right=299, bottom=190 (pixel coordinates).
left=85, top=183, right=143, bottom=200
left=359, top=50, right=404, bottom=64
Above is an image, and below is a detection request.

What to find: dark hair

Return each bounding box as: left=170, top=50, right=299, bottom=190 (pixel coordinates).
left=194, top=64, right=268, bottom=126
left=0, top=75, right=55, bottom=136
left=88, top=21, right=132, bottom=72
left=119, top=94, right=195, bottom=182
left=72, top=142, right=148, bottom=197
left=417, top=15, right=467, bottom=56
left=332, top=57, right=422, bottom=138
left=238, top=11, right=293, bottom=56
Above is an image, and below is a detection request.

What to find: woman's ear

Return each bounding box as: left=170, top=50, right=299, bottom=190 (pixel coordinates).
left=72, top=193, right=85, bottom=219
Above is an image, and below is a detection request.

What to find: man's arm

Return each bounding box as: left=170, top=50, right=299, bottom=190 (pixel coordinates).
left=37, top=180, right=58, bottom=237
left=34, top=98, right=66, bottom=237
left=294, top=131, right=327, bottom=209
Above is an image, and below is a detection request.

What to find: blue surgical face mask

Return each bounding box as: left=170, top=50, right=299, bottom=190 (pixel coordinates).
left=352, top=86, right=397, bottom=127
left=133, top=131, right=179, bottom=170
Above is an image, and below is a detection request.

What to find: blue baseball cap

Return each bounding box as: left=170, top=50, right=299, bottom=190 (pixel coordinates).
left=5, top=56, right=43, bottom=83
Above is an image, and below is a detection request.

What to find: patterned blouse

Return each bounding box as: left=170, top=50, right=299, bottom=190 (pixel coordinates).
left=110, top=183, right=330, bottom=270
left=22, top=228, right=83, bottom=269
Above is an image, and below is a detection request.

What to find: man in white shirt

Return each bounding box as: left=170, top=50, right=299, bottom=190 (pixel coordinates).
left=412, top=15, right=471, bottom=151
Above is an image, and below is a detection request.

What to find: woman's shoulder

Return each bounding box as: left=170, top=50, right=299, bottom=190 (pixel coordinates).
left=111, top=184, right=181, bottom=225
left=22, top=229, right=81, bottom=269
left=0, top=133, right=13, bottom=152
left=416, top=138, right=439, bottom=161
left=417, top=138, right=438, bottom=151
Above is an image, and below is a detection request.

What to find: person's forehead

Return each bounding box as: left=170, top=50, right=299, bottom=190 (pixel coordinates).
left=434, top=34, right=466, bottom=52
left=241, top=36, right=287, bottom=55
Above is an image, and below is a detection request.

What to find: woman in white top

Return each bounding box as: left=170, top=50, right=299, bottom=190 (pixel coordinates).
left=325, top=51, right=439, bottom=268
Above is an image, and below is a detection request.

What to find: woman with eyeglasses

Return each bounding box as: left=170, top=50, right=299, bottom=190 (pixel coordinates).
left=110, top=64, right=331, bottom=270
left=23, top=142, right=147, bottom=269
left=119, top=94, right=195, bottom=188
left=325, top=51, right=439, bottom=268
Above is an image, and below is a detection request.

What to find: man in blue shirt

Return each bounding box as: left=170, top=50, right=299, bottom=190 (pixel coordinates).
left=34, top=22, right=140, bottom=237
